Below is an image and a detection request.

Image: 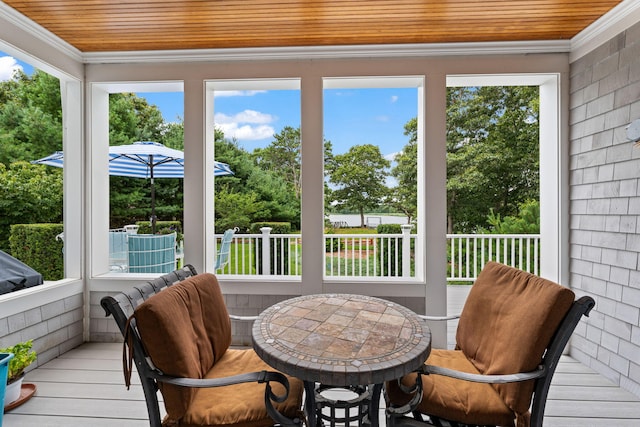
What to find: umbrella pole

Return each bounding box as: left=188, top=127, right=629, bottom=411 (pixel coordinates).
left=150, top=161, right=156, bottom=234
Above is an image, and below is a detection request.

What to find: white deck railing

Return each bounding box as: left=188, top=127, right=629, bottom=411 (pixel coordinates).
left=215, top=229, right=540, bottom=281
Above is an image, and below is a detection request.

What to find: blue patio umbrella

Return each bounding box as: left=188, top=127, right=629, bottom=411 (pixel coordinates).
left=32, top=141, right=234, bottom=232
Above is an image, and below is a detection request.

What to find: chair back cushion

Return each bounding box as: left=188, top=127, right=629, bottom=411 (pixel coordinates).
left=456, top=261, right=575, bottom=416
left=134, top=273, right=232, bottom=421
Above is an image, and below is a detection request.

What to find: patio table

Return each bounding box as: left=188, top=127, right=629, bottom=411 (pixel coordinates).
left=252, top=293, right=431, bottom=427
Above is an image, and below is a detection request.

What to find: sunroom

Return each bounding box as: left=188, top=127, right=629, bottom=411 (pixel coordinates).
left=1, top=0, right=640, bottom=425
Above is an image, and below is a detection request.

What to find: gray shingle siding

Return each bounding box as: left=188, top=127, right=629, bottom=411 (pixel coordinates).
left=570, top=20, right=640, bottom=398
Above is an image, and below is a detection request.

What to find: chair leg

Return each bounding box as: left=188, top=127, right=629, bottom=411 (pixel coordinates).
left=140, top=377, right=163, bottom=427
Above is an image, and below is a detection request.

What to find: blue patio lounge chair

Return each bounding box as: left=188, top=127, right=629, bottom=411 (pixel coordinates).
left=109, top=230, right=129, bottom=271
left=214, top=228, right=236, bottom=272
left=128, top=233, right=177, bottom=273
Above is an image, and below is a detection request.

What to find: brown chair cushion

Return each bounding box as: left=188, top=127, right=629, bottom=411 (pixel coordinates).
left=456, top=262, right=575, bottom=416
left=180, top=349, right=304, bottom=427
left=386, top=349, right=516, bottom=426
left=134, top=273, right=233, bottom=421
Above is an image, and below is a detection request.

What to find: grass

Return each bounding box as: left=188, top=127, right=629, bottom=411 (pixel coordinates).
left=326, top=227, right=377, bottom=234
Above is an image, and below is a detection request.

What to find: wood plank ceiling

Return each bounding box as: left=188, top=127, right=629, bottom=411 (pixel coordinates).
left=4, top=0, right=624, bottom=52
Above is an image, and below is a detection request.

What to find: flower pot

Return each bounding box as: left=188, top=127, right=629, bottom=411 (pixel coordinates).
left=1, top=352, right=14, bottom=426
left=4, top=373, right=24, bottom=407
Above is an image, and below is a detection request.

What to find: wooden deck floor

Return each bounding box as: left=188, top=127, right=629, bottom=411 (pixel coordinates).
left=4, top=287, right=640, bottom=426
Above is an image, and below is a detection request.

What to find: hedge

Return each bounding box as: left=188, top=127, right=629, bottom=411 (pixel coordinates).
left=9, top=223, right=64, bottom=281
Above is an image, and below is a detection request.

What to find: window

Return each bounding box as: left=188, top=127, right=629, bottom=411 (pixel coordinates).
left=206, top=79, right=301, bottom=275
left=323, top=77, right=423, bottom=281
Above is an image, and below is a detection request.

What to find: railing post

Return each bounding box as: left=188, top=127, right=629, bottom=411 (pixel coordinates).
left=260, top=227, right=272, bottom=275
left=401, top=224, right=412, bottom=278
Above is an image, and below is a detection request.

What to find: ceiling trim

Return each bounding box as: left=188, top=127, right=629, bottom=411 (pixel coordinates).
left=571, top=0, right=640, bottom=63
left=82, top=40, right=572, bottom=64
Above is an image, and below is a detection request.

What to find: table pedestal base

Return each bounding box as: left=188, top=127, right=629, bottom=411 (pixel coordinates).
left=305, top=382, right=383, bottom=427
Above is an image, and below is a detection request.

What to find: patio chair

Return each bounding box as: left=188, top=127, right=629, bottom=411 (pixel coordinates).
left=214, top=228, right=236, bottom=272
left=128, top=232, right=176, bottom=273
left=109, top=229, right=129, bottom=271
left=100, top=265, right=303, bottom=427
left=385, top=261, right=595, bottom=427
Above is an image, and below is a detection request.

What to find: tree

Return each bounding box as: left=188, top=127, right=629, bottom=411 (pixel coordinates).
left=446, top=86, right=539, bottom=232
left=328, top=144, right=390, bottom=227
left=0, top=70, right=62, bottom=166
left=253, top=126, right=301, bottom=199
left=389, top=118, right=418, bottom=223
left=213, top=134, right=300, bottom=231
left=214, top=186, right=264, bottom=232
left=485, top=200, right=540, bottom=234
left=0, top=162, right=63, bottom=251
left=109, top=93, right=164, bottom=145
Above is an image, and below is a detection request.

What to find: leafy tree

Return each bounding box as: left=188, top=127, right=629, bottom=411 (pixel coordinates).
left=446, top=86, right=539, bottom=232
left=323, top=140, right=336, bottom=215
left=328, top=144, right=390, bottom=227
left=389, top=118, right=418, bottom=223
left=109, top=93, right=164, bottom=145
left=0, top=70, right=62, bottom=165
left=253, top=126, right=301, bottom=199
left=214, top=185, right=264, bottom=232
left=213, top=134, right=300, bottom=231
left=485, top=200, right=540, bottom=234
left=246, top=168, right=300, bottom=227
left=160, top=119, right=185, bottom=150
left=0, top=162, right=62, bottom=251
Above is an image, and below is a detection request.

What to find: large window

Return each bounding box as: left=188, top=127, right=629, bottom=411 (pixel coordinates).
left=323, top=77, right=423, bottom=281
left=91, top=82, right=184, bottom=276
left=206, top=79, right=301, bottom=275
left=445, top=84, right=541, bottom=282
left=445, top=74, right=563, bottom=283
left=0, top=50, right=81, bottom=286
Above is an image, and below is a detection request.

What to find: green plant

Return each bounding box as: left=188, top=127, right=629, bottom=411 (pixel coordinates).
left=0, top=340, right=37, bottom=384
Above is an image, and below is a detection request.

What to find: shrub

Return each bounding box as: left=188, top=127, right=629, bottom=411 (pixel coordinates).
left=9, top=223, right=64, bottom=280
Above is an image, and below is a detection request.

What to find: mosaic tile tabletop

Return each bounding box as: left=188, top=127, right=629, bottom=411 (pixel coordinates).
left=252, top=293, right=431, bottom=386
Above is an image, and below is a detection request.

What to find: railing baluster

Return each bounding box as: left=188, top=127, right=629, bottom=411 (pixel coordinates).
left=212, top=232, right=538, bottom=282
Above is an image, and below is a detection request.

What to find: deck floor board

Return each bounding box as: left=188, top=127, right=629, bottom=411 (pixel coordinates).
left=4, top=286, right=640, bottom=426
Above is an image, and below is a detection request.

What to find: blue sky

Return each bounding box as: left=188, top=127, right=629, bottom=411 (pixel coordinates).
left=137, top=87, right=417, bottom=159
left=1, top=53, right=417, bottom=160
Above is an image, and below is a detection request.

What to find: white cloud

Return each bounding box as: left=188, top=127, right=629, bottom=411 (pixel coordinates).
left=385, top=151, right=401, bottom=162
left=214, top=109, right=276, bottom=140
left=390, top=95, right=399, bottom=103
left=214, top=90, right=266, bottom=97
left=217, top=123, right=275, bottom=140
left=376, top=115, right=390, bottom=122
left=0, top=56, right=22, bottom=81
left=235, top=109, right=275, bottom=124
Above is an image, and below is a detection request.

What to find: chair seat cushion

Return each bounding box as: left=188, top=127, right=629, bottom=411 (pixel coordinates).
left=386, top=349, right=516, bottom=426
left=179, top=349, right=304, bottom=427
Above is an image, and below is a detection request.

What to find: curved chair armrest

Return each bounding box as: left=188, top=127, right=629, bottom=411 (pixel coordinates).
left=152, top=370, right=301, bottom=426
left=229, top=314, right=259, bottom=321
left=387, top=365, right=546, bottom=419
left=424, top=364, right=546, bottom=384
left=418, top=314, right=460, bottom=321
left=151, top=369, right=287, bottom=389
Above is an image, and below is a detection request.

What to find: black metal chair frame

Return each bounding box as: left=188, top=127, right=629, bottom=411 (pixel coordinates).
left=386, top=295, right=596, bottom=427
left=100, top=265, right=301, bottom=427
